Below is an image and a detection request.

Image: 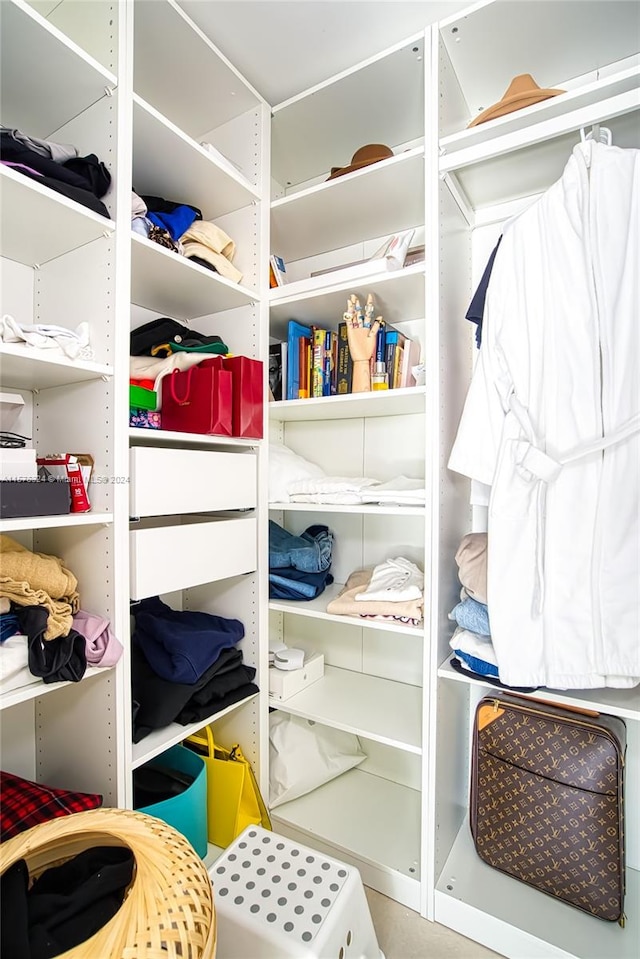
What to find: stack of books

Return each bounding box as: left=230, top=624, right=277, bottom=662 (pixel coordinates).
left=270, top=318, right=421, bottom=401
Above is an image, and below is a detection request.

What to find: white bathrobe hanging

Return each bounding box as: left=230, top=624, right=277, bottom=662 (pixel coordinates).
left=449, top=141, right=640, bottom=689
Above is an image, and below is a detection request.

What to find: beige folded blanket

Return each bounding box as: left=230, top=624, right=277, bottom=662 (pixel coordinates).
left=327, top=568, right=424, bottom=620
left=0, top=535, right=79, bottom=639
left=455, top=532, right=487, bottom=604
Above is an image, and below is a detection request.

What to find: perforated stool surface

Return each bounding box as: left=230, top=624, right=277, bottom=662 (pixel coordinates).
left=212, top=825, right=384, bottom=959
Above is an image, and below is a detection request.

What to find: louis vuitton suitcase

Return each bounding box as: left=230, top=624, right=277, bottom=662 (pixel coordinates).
left=471, top=693, right=626, bottom=924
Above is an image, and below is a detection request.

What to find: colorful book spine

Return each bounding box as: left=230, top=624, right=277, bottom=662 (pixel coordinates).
left=312, top=327, right=326, bottom=398
left=336, top=321, right=353, bottom=394
left=286, top=319, right=310, bottom=400
left=298, top=334, right=310, bottom=398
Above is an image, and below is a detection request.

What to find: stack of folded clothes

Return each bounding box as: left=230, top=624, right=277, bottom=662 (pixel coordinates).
left=268, top=521, right=334, bottom=600
left=1, top=127, right=111, bottom=217
left=326, top=557, right=424, bottom=626
left=131, top=190, right=243, bottom=283
left=131, top=596, right=258, bottom=742
left=448, top=532, right=537, bottom=691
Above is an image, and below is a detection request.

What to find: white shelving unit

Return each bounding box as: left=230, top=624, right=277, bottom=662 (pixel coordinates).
left=428, top=3, right=640, bottom=957
left=267, top=31, right=430, bottom=915
left=0, top=0, right=128, bottom=807
left=124, top=0, right=271, bottom=830
left=2, top=5, right=638, bottom=956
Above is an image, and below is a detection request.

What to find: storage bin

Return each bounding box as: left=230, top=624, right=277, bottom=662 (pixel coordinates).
left=130, top=515, right=257, bottom=600
left=134, top=744, right=208, bottom=859
left=129, top=384, right=157, bottom=410
left=213, top=825, right=383, bottom=959
left=130, top=446, right=257, bottom=518
left=130, top=408, right=161, bottom=429
left=0, top=479, right=70, bottom=518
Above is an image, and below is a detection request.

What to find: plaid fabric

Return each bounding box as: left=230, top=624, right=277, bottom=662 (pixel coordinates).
left=0, top=770, right=102, bottom=841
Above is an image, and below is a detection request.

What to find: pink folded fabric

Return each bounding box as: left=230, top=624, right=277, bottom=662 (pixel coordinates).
left=326, top=568, right=424, bottom=620
left=72, top=609, right=123, bottom=667
left=455, top=532, right=488, bottom=604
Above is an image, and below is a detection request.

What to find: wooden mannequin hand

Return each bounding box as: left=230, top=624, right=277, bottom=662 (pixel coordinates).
left=346, top=320, right=380, bottom=361
left=347, top=320, right=380, bottom=392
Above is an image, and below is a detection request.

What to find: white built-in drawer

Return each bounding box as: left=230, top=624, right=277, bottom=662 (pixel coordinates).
left=129, top=446, right=256, bottom=517
left=130, top=515, right=257, bottom=599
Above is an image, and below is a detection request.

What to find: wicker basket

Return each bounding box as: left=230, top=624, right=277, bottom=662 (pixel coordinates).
left=0, top=807, right=217, bottom=959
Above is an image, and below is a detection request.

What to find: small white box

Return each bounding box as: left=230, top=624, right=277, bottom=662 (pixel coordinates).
left=269, top=651, right=324, bottom=702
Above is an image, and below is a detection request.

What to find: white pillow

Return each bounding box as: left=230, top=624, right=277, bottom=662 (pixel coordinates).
left=269, top=712, right=366, bottom=808
left=268, top=442, right=325, bottom=503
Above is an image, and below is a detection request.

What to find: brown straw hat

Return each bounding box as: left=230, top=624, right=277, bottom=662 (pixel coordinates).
left=327, top=143, right=394, bottom=180
left=468, top=74, right=565, bottom=128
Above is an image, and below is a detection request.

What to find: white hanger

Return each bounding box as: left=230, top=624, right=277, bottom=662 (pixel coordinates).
left=579, top=124, right=613, bottom=146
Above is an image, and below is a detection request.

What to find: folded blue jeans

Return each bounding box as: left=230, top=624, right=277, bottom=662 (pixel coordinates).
left=269, top=568, right=334, bottom=601
left=269, top=521, right=333, bottom=573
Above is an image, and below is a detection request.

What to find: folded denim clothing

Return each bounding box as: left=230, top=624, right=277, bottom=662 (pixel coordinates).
left=449, top=656, right=539, bottom=693
left=269, top=520, right=333, bottom=573
left=453, top=648, right=499, bottom=678
left=326, top=568, right=424, bottom=620
left=448, top=595, right=490, bottom=635
left=454, top=532, right=487, bottom=604
left=132, top=595, right=244, bottom=684
left=355, top=557, right=423, bottom=603
left=269, top=568, right=334, bottom=601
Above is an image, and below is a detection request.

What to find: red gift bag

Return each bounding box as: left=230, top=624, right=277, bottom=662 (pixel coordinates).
left=223, top=355, right=264, bottom=438
left=161, top=358, right=233, bottom=435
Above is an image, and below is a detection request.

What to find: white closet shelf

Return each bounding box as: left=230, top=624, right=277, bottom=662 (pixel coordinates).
left=271, top=768, right=421, bottom=883
left=134, top=0, right=262, bottom=139
left=0, top=345, right=112, bottom=391
left=435, top=818, right=639, bottom=959
left=438, top=657, right=640, bottom=722
left=439, top=67, right=640, bottom=158
left=0, top=664, right=110, bottom=711
left=270, top=147, right=425, bottom=262
left=271, top=33, right=425, bottom=189
left=130, top=233, right=257, bottom=319
left=269, top=583, right=423, bottom=637
left=270, top=665, right=422, bottom=754
left=0, top=512, right=113, bottom=534
left=0, top=166, right=115, bottom=267
left=270, top=502, right=425, bottom=517
left=269, top=264, right=425, bottom=337
left=133, top=95, right=260, bottom=221
left=441, top=93, right=639, bottom=213
left=131, top=690, right=259, bottom=769
left=129, top=427, right=260, bottom=449
left=269, top=387, right=426, bottom=422
left=1, top=0, right=117, bottom=138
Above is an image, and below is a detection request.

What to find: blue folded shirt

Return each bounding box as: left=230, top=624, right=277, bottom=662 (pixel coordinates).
left=449, top=596, right=490, bottom=635
left=132, top=596, right=244, bottom=684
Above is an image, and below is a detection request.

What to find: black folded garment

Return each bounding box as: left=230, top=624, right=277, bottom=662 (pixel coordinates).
left=16, top=606, right=86, bottom=685
left=62, top=153, right=111, bottom=198
left=1, top=847, right=134, bottom=959
left=132, top=644, right=252, bottom=742
left=130, top=317, right=225, bottom=356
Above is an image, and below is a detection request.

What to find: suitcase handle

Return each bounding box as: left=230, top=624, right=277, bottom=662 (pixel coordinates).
left=500, top=692, right=600, bottom=718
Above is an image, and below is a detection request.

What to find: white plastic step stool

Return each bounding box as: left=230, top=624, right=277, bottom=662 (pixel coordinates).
left=211, top=825, right=384, bottom=959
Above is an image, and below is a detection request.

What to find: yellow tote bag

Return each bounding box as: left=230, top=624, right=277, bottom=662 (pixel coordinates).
left=185, top=725, right=271, bottom=848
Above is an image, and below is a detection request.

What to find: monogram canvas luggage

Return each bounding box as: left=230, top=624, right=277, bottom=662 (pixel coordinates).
left=471, top=693, right=626, bottom=923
